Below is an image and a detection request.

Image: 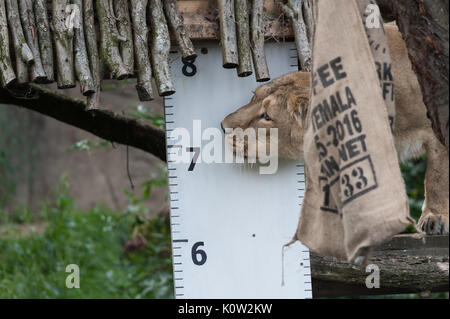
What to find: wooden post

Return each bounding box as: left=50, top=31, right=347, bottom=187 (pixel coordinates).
left=96, top=0, right=130, bottom=80
left=52, top=0, right=76, bottom=88
left=250, top=0, right=270, bottom=82
left=19, top=0, right=47, bottom=83
left=5, top=0, right=33, bottom=84
left=163, top=0, right=196, bottom=60
left=131, top=0, right=154, bottom=101
left=73, top=0, right=95, bottom=96
left=235, top=0, right=252, bottom=77
left=218, top=0, right=239, bottom=69
left=84, top=0, right=101, bottom=109
left=33, top=0, right=54, bottom=83
left=149, top=0, right=175, bottom=96
left=114, top=0, right=134, bottom=75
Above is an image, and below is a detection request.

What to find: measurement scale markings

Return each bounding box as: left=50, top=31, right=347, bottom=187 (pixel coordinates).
left=166, top=43, right=311, bottom=299
left=173, top=239, right=189, bottom=243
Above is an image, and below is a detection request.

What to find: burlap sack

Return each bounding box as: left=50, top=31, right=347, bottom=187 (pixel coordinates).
left=356, top=0, right=396, bottom=131
left=294, top=0, right=414, bottom=262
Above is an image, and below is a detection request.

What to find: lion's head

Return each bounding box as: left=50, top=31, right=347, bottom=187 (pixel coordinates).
left=221, top=72, right=311, bottom=161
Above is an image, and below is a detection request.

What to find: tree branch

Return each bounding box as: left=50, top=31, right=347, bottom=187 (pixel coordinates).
left=377, top=0, right=449, bottom=151
left=0, top=85, right=167, bottom=162
left=311, top=234, right=449, bottom=297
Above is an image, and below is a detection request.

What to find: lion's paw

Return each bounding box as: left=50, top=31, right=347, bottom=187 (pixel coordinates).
left=418, top=213, right=449, bottom=235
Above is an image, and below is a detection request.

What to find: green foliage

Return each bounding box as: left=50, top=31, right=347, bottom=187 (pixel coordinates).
left=0, top=176, right=173, bottom=299
left=401, top=155, right=426, bottom=221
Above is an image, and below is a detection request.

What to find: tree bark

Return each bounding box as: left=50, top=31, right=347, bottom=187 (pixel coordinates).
left=19, top=0, right=46, bottom=83
left=377, top=0, right=449, bottom=152
left=0, top=0, right=15, bottom=88
left=33, top=0, right=54, bottom=83
left=5, top=0, right=33, bottom=84
left=311, top=234, right=449, bottom=297
left=96, top=0, right=130, bottom=80
left=131, top=0, right=154, bottom=101
left=235, top=0, right=252, bottom=77
left=73, top=0, right=96, bottom=96
left=163, top=0, right=196, bottom=60
left=218, top=0, right=238, bottom=69
left=149, top=0, right=175, bottom=97
left=250, top=0, right=270, bottom=82
left=114, top=0, right=134, bottom=75
left=52, top=0, right=76, bottom=88
left=84, top=0, right=101, bottom=109
left=281, top=0, right=312, bottom=72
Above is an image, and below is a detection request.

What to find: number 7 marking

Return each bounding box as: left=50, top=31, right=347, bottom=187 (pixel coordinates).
left=187, top=147, right=200, bottom=171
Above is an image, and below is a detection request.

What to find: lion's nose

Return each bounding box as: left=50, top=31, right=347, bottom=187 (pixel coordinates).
left=221, top=121, right=225, bottom=133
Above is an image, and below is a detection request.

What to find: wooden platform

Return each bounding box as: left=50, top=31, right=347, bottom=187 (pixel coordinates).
left=177, top=0, right=294, bottom=40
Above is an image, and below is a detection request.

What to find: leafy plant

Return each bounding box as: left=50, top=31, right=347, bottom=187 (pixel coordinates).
left=0, top=175, right=173, bottom=299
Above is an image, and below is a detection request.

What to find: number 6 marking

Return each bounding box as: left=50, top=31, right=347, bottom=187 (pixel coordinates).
left=191, top=242, right=207, bottom=266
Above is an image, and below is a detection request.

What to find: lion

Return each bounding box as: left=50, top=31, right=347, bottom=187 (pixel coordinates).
left=221, top=24, right=449, bottom=235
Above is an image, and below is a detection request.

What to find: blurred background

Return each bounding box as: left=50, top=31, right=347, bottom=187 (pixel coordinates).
left=0, top=79, right=433, bottom=298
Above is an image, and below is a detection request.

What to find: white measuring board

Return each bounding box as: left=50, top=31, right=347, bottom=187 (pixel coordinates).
left=164, top=42, right=312, bottom=299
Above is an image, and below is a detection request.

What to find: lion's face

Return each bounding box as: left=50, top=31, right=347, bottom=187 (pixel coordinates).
left=221, top=72, right=311, bottom=161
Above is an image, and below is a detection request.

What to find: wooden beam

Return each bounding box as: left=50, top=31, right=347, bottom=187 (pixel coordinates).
left=311, top=234, right=449, bottom=297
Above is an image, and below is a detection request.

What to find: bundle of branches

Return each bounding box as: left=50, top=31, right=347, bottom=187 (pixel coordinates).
left=217, top=0, right=313, bottom=82
left=0, top=0, right=196, bottom=107
left=280, top=0, right=313, bottom=72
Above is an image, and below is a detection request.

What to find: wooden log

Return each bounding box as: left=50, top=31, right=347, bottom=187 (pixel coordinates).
left=72, top=0, right=95, bottom=96
left=218, top=0, right=238, bottom=69
left=52, top=0, right=76, bottom=88
left=163, top=0, right=196, bottom=60
left=250, top=0, right=270, bottom=82
left=0, top=0, right=16, bottom=87
left=281, top=0, right=312, bottom=71
left=302, top=0, right=313, bottom=43
left=33, top=0, right=54, bottom=83
left=149, top=0, right=175, bottom=96
left=113, top=0, right=134, bottom=75
left=96, top=0, right=130, bottom=80
left=18, top=0, right=46, bottom=83
left=131, top=0, right=154, bottom=101
left=84, top=0, right=101, bottom=109
left=5, top=0, right=33, bottom=84
left=235, top=0, right=252, bottom=77
left=310, top=235, right=449, bottom=297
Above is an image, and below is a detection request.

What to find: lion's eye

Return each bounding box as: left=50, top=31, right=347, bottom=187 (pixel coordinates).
left=260, top=112, right=272, bottom=121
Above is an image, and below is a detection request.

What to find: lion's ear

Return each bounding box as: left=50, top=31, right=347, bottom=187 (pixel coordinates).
left=287, top=93, right=309, bottom=123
